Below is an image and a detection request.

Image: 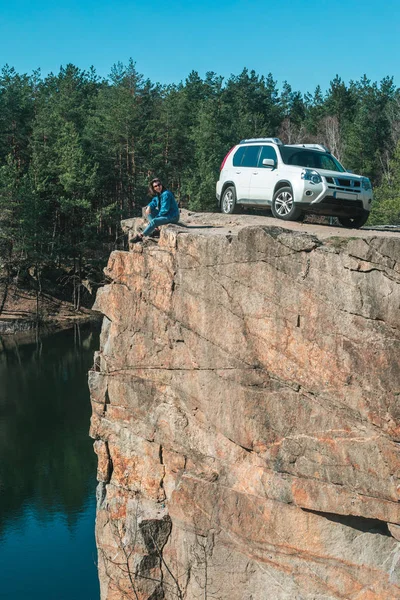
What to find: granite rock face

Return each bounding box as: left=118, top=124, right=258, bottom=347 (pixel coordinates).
left=90, top=218, right=400, bottom=600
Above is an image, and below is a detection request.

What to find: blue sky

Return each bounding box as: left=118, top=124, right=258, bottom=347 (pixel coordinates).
left=0, top=0, right=398, bottom=94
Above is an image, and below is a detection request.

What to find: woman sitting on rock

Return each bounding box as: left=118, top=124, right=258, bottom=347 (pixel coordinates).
left=132, top=178, right=180, bottom=243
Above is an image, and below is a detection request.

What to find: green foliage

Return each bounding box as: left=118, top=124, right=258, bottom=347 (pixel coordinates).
left=344, top=77, right=396, bottom=179
left=0, top=66, right=35, bottom=170
left=368, top=140, right=400, bottom=225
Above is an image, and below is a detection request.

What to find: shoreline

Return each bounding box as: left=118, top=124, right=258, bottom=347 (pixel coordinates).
left=0, top=309, right=102, bottom=339
left=0, top=280, right=103, bottom=338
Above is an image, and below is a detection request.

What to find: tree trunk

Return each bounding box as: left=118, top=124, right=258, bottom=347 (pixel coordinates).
left=73, top=256, right=77, bottom=310
left=76, top=255, right=82, bottom=312
left=0, top=244, right=13, bottom=316
left=0, top=275, right=10, bottom=316
left=35, top=263, right=42, bottom=329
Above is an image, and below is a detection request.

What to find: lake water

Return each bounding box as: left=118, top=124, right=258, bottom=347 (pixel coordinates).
left=0, top=324, right=101, bottom=599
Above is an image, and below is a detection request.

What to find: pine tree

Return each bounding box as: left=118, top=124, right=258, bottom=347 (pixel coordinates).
left=345, top=76, right=396, bottom=181
left=187, top=75, right=231, bottom=210
left=369, top=140, right=400, bottom=225
left=0, top=65, right=35, bottom=172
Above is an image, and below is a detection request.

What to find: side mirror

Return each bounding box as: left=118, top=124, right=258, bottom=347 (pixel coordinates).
left=262, top=158, right=276, bottom=168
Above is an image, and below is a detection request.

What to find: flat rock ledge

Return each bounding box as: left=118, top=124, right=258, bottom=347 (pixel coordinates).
left=90, top=211, right=400, bottom=600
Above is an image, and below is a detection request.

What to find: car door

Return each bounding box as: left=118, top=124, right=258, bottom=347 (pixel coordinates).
left=233, top=145, right=261, bottom=202
left=249, top=145, right=278, bottom=204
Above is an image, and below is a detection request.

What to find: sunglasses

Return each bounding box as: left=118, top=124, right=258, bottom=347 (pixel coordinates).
left=153, top=182, right=161, bottom=188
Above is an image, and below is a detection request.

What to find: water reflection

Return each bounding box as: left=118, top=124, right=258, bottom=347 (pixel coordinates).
left=0, top=324, right=101, bottom=599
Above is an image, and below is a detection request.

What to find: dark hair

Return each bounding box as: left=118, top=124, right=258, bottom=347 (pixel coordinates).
left=148, top=177, right=165, bottom=196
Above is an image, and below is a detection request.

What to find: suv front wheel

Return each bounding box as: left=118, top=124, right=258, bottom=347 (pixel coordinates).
left=221, top=186, right=237, bottom=214
left=338, top=211, right=369, bottom=228
left=272, top=186, right=303, bottom=221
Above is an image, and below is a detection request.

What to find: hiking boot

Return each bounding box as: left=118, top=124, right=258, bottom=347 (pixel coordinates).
left=131, top=234, right=143, bottom=244
left=143, top=236, right=158, bottom=244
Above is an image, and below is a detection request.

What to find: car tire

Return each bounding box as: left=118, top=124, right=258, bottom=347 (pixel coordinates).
left=338, top=211, right=370, bottom=229
left=271, top=186, right=303, bottom=221
left=221, top=186, right=237, bottom=214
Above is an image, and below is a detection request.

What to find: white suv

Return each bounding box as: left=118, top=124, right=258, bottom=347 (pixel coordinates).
left=216, top=138, right=373, bottom=228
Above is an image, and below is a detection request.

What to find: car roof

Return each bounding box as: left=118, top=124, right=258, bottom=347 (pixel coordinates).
left=239, top=137, right=282, bottom=145
left=238, top=139, right=330, bottom=154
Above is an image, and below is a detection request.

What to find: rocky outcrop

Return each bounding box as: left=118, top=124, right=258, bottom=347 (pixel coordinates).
left=90, top=213, right=400, bottom=599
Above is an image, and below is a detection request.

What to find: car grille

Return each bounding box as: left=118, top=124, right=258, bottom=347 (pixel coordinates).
left=325, top=176, right=361, bottom=193
left=321, top=197, right=364, bottom=209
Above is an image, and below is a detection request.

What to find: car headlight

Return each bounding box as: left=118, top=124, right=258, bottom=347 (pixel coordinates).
left=362, top=177, right=372, bottom=190
left=301, top=169, right=322, bottom=184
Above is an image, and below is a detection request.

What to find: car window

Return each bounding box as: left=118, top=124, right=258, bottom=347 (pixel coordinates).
left=258, top=145, right=277, bottom=167
left=279, top=146, right=345, bottom=172
left=232, top=146, right=246, bottom=167
left=288, top=151, right=317, bottom=168
left=319, top=154, right=344, bottom=171
left=240, top=145, right=261, bottom=168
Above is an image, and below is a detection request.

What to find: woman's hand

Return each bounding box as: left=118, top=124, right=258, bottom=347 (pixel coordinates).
left=145, top=206, right=151, bottom=216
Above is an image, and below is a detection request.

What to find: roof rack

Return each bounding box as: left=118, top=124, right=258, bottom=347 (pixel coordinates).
left=286, top=143, right=330, bottom=153
left=239, top=137, right=282, bottom=145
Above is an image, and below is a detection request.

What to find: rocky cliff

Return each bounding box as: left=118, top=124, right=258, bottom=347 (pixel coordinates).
left=89, top=212, right=400, bottom=600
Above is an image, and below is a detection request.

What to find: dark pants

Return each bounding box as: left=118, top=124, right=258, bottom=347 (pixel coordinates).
left=142, top=207, right=179, bottom=236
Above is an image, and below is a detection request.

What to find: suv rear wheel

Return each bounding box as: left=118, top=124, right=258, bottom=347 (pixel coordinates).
left=272, top=186, right=303, bottom=221
left=221, top=186, right=237, bottom=214
left=338, top=211, right=369, bottom=229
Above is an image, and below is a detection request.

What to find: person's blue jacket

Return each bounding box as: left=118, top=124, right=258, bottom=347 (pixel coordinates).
left=148, top=190, right=180, bottom=220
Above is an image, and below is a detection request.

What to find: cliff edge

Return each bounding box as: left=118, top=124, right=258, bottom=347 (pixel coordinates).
left=89, top=212, right=400, bottom=600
